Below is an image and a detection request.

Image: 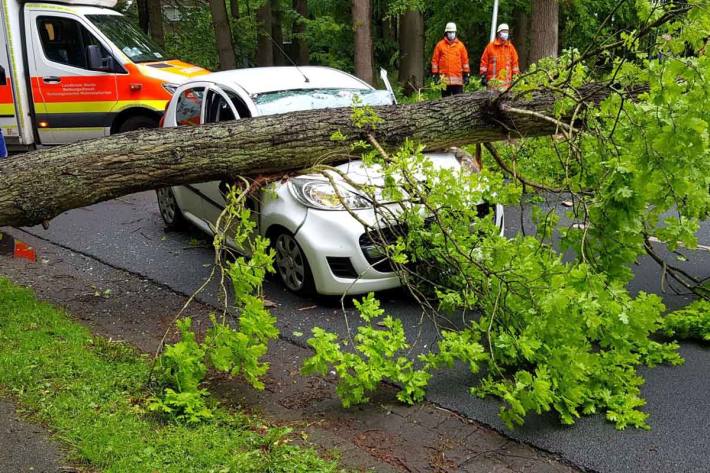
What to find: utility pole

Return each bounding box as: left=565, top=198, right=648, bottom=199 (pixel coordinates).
left=489, top=0, right=499, bottom=42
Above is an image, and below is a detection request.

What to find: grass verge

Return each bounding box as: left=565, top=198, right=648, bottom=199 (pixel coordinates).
left=0, top=277, right=340, bottom=472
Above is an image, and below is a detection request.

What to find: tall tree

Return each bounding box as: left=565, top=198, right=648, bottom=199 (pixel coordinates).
left=514, top=8, right=531, bottom=71
left=230, top=0, right=240, bottom=19
left=209, top=0, right=237, bottom=70
left=292, top=0, right=309, bottom=65
left=272, top=0, right=286, bottom=66
left=398, top=10, right=424, bottom=94
left=146, top=0, right=165, bottom=46
left=352, top=0, right=374, bottom=84
left=137, top=0, right=150, bottom=33
left=528, top=0, right=559, bottom=64
left=255, top=0, right=274, bottom=66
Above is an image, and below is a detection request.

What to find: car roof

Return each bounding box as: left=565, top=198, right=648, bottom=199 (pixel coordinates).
left=197, top=66, right=374, bottom=96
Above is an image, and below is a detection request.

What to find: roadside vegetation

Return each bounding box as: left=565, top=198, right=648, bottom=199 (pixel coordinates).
left=0, top=277, right=339, bottom=473
left=151, top=1, right=710, bottom=432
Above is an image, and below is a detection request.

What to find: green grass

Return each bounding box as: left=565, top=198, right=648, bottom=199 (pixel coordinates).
left=0, top=277, right=340, bottom=472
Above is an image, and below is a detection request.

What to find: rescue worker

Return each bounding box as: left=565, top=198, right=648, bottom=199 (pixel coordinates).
left=480, top=23, right=520, bottom=90
left=431, top=22, right=471, bottom=97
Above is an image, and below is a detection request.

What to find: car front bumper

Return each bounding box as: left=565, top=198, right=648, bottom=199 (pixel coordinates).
left=294, top=203, right=505, bottom=296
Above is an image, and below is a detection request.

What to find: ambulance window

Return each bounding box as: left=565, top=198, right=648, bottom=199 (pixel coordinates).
left=37, top=16, right=116, bottom=72
left=175, top=87, right=204, bottom=126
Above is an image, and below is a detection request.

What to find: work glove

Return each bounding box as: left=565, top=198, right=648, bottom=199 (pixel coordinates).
left=480, top=74, right=488, bottom=87
left=464, top=73, right=470, bottom=85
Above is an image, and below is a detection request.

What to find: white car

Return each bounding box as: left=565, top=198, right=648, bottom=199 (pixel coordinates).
left=156, top=66, right=504, bottom=296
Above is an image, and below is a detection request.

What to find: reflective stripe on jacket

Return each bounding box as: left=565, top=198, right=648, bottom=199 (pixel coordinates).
left=480, top=39, right=520, bottom=87
left=431, top=38, right=470, bottom=86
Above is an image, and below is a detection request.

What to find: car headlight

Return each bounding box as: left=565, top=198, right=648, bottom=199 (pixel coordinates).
left=162, top=82, right=180, bottom=95
left=288, top=177, right=372, bottom=211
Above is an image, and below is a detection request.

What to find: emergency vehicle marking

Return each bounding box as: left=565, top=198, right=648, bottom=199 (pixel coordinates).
left=1, top=0, right=24, bottom=135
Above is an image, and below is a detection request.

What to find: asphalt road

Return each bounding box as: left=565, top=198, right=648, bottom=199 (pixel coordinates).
left=11, top=191, right=710, bottom=473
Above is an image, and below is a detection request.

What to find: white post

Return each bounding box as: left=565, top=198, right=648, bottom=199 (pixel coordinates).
left=489, top=0, right=499, bottom=43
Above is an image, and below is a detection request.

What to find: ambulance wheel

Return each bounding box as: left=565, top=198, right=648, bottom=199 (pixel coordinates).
left=156, top=187, right=187, bottom=230
left=118, top=115, right=159, bottom=133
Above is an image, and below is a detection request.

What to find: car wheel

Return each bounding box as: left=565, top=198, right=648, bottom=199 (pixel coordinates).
left=156, top=187, right=187, bottom=230
left=273, top=232, right=315, bottom=295
left=118, top=115, right=159, bottom=133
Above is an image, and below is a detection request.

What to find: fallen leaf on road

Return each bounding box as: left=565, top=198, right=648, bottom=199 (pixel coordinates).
left=298, top=305, right=318, bottom=311
left=263, top=298, right=277, bottom=308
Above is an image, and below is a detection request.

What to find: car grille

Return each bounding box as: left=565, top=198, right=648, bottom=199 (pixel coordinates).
left=359, top=203, right=495, bottom=273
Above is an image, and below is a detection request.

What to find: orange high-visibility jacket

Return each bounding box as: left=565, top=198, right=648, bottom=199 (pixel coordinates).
left=480, top=39, right=520, bottom=87
left=431, top=38, right=471, bottom=86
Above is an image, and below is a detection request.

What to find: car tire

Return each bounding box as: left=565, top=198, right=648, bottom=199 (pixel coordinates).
left=118, top=115, right=159, bottom=133
left=156, top=187, right=187, bottom=230
left=272, top=231, right=315, bottom=295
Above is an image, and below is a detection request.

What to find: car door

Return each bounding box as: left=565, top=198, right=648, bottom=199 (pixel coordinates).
left=196, top=85, right=262, bottom=250
left=194, top=86, right=240, bottom=226
left=26, top=9, right=120, bottom=144
left=0, top=39, right=20, bottom=142
left=169, top=84, right=208, bottom=220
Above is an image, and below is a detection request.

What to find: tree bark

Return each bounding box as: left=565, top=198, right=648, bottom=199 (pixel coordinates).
left=230, top=0, right=240, bottom=19
left=292, top=0, right=309, bottom=65
left=271, top=0, right=286, bottom=66
left=398, top=10, right=424, bottom=94
left=514, top=8, right=530, bottom=72
left=529, top=0, right=559, bottom=64
left=0, top=85, right=623, bottom=228
left=255, top=0, right=274, bottom=67
left=209, top=0, right=237, bottom=70
left=137, top=0, right=150, bottom=33
left=146, top=0, right=165, bottom=46
left=352, top=0, right=374, bottom=85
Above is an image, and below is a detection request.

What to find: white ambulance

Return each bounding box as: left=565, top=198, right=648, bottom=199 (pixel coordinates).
left=0, top=0, right=208, bottom=150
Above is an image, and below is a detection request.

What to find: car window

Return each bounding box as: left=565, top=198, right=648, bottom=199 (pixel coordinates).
left=204, top=89, right=237, bottom=124
left=175, top=87, right=204, bottom=126
left=254, top=88, right=393, bottom=116
left=37, top=16, right=115, bottom=72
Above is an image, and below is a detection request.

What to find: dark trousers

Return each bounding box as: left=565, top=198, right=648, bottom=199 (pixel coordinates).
left=0, top=130, right=6, bottom=158
left=442, top=85, right=464, bottom=97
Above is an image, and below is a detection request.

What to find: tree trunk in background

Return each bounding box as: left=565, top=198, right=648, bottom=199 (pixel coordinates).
left=398, top=10, right=424, bottom=94
left=0, top=84, right=628, bottom=228
left=352, top=0, right=374, bottom=85
left=529, top=0, right=559, bottom=64
left=137, top=0, right=150, bottom=33
left=230, top=0, right=240, bottom=19
left=209, top=0, right=237, bottom=70
left=293, top=0, right=309, bottom=65
left=255, top=0, right=274, bottom=66
left=514, top=9, right=530, bottom=71
left=271, top=0, right=286, bottom=66
left=146, top=0, right=165, bottom=46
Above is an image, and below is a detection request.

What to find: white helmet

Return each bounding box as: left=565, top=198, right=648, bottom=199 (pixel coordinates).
left=497, top=23, right=509, bottom=33
left=445, top=22, right=457, bottom=33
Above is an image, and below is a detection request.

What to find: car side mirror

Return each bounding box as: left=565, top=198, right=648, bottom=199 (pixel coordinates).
left=0, top=65, right=6, bottom=86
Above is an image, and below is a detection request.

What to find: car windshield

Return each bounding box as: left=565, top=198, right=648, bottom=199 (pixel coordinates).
left=88, top=14, right=170, bottom=63
left=254, top=89, right=393, bottom=116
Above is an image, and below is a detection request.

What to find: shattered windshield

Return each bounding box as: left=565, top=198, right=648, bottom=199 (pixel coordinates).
left=254, top=89, right=393, bottom=116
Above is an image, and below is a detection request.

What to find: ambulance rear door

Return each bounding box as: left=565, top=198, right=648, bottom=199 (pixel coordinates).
left=25, top=6, right=121, bottom=144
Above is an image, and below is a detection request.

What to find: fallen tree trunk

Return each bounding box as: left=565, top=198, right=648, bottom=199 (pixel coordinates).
left=0, top=85, right=614, bottom=228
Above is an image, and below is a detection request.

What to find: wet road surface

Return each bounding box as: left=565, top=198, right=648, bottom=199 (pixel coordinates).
left=6, top=191, right=710, bottom=473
